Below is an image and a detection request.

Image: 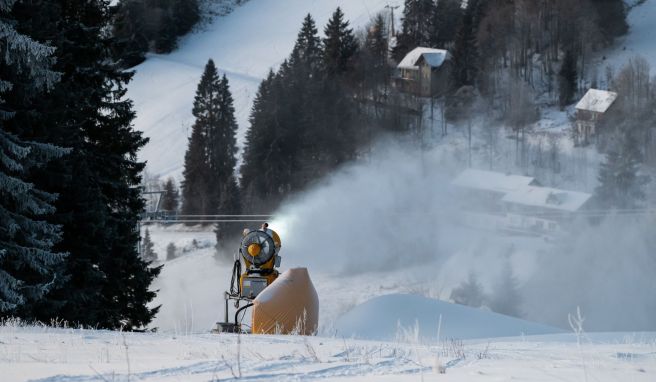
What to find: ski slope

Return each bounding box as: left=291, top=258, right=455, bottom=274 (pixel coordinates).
left=129, top=0, right=402, bottom=180
left=1, top=323, right=655, bottom=382
left=602, top=0, right=656, bottom=76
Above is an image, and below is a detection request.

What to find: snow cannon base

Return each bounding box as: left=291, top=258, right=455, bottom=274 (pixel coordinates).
left=251, top=267, right=319, bottom=335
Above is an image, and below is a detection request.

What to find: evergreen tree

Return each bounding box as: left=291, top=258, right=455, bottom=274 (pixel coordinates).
left=172, top=0, right=200, bottom=36
left=212, top=75, right=241, bottom=246
left=166, top=242, right=177, bottom=261
left=112, top=0, right=149, bottom=67
left=394, top=0, right=436, bottom=60
left=449, top=6, right=479, bottom=91
left=6, top=0, right=160, bottom=329
left=489, top=258, right=522, bottom=317
left=591, top=0, right=628, bottom=45
left=322, top=7, right=358, bottom=76
left=558, top=50, right=577, bottom=108
left=596, top=132, right=650, bottom=209
left=160, top=177, right=179, bottom=212
left=429, top=0, right=463, bottom=48
left=141, top=228, right=158, bottom=264
left=182, top=59, right=221, bottom=216
left=450, top=272, right=486, bottom=308
left=182, top=60, right=240, bottom=226
left=240, top=72, right=281, bottom=210
left=0, top=0, right=66, bottom=313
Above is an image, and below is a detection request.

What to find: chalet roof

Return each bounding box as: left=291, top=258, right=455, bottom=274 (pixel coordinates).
left=575, top=89, right=618, bottom=113
left=502, top=186, right=592, bottom=212
left=397, top=47, right=449, bottom=70
left=451, top=169, right=536, bottom=195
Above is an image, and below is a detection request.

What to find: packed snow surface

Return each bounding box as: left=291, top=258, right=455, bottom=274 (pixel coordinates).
left=335, top=294, right=563, bottom=341
left=1, top=324, right=655, bottom=381
left=129, top=0, right=402, bottom=179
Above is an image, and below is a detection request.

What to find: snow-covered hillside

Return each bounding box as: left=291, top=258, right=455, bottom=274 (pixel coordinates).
left=1, top=323, right=654, bottom=381
left=129, top=0, right=402, bottom=180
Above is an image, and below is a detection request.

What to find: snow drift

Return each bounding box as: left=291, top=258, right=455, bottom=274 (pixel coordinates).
left=334, top=294, right=562, bottom=341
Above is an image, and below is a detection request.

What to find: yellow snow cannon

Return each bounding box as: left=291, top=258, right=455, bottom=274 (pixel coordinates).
left=213, top=224, right=318, bottom=335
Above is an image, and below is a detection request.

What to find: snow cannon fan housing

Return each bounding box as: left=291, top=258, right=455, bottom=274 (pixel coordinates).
left=239, top=229, right=281, bottom=299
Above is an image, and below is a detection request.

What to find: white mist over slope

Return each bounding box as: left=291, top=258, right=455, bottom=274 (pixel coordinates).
left=268, top=140, right=656, bottom=332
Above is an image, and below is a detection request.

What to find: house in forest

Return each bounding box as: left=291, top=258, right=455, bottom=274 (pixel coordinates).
left=501, top=185, right=592, bottom=233
left=394, top=47, right=450, bottom=97
left=451, top=168, right=539, bottom=212
left=451, top=168, right=591, bottom=236
left=574, top=89, right=618, bottom=145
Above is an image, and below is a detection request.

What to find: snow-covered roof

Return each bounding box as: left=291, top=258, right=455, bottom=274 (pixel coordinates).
left=451, top=169, right=536, bottom=195
left=575, top=89, right=618, bottom=113
left=397, top=47, right=449, bottom=70
left=502, top=186, right=592, bottom=212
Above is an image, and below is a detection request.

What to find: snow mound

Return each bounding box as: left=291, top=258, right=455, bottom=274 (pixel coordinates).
left=334, top=294, right=563, bottom=341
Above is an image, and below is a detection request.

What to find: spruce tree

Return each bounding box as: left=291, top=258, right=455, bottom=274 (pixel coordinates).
left=322, top=7, right=358, bottom=76
left=166, top=242, right=177, bottom=261
left=449, top=7, right=479, bottom=91
left=450, top=272, right=486, bottom=308
left=6, top=0, right=160, bottom=329
left=394, top=0, right=436, bottom=60
left=141, top=228, right=158, bottom=264
left=212, top=75, right=241, bottom=246
left=591, top=0, right=628, bottom=45
left=0, top=0, right=66, bottom=313
left=489, top=258, right=522, bottom=317
left=429, top=0, right=463, bottom=48
left=596, top=132, right=650, bottom=210
left=182, top=60, right=240, bottom=227
left=182, top=59, right=221, bottom=216
left=558, top=50, right=577, bottom=108
left=160, top=177, right=179, bottom=212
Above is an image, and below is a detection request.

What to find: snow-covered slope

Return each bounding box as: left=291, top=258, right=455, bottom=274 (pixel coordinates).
left=129, top=0, right=402, bottom=180
left=602, top=0, right=656, bottom=75
left=335, top=294, right=562, bottom=341
left=2, top=324, right=655, bottom=382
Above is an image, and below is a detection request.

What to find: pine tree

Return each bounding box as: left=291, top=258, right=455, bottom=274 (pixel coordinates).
left=450, top=272, right=486, bottom=308
left=172, top=0, right=199, bottom=36
left=449, top=6, right=479, bottom=91
left=429, top=0, right=463, bottom=48
left=166, top=242, right=177, bottom=261
left=112, top=0, right=149, bottom=67
left=558, top=50, right=577, bottom=108
left=181, top=59, right=221, bottom=216
left=489, top=258, right=522, bottom=317
left=591, top=0, right=628, bottom=45
left=322, top=7, right=358, bottom=76
left=240, top=72, right=280, bottom=210
left=141, top=228, right=158, bottom=264
left=0, top=0, right=66, bottom=313
left=394, top=0, right=436, bottom=60
left=212, top=75, right=241, bottom=247
left=182, top=60, right=240, bottom=226
left=596, top=132, right=650, bottom=209
left=6, top=0, right=160, bottom=329
left=160, top=178, right=179, bottom=212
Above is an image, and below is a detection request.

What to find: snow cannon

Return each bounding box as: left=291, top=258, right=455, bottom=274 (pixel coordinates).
left=212, top=225, right=319, bottom=335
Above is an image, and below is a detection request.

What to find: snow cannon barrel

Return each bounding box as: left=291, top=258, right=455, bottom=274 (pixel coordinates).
left=251, top=268, right=319, bottom=335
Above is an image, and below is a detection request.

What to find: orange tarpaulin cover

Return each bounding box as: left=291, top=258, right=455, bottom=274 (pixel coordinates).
left=251, top=268, right=319, bottom=335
